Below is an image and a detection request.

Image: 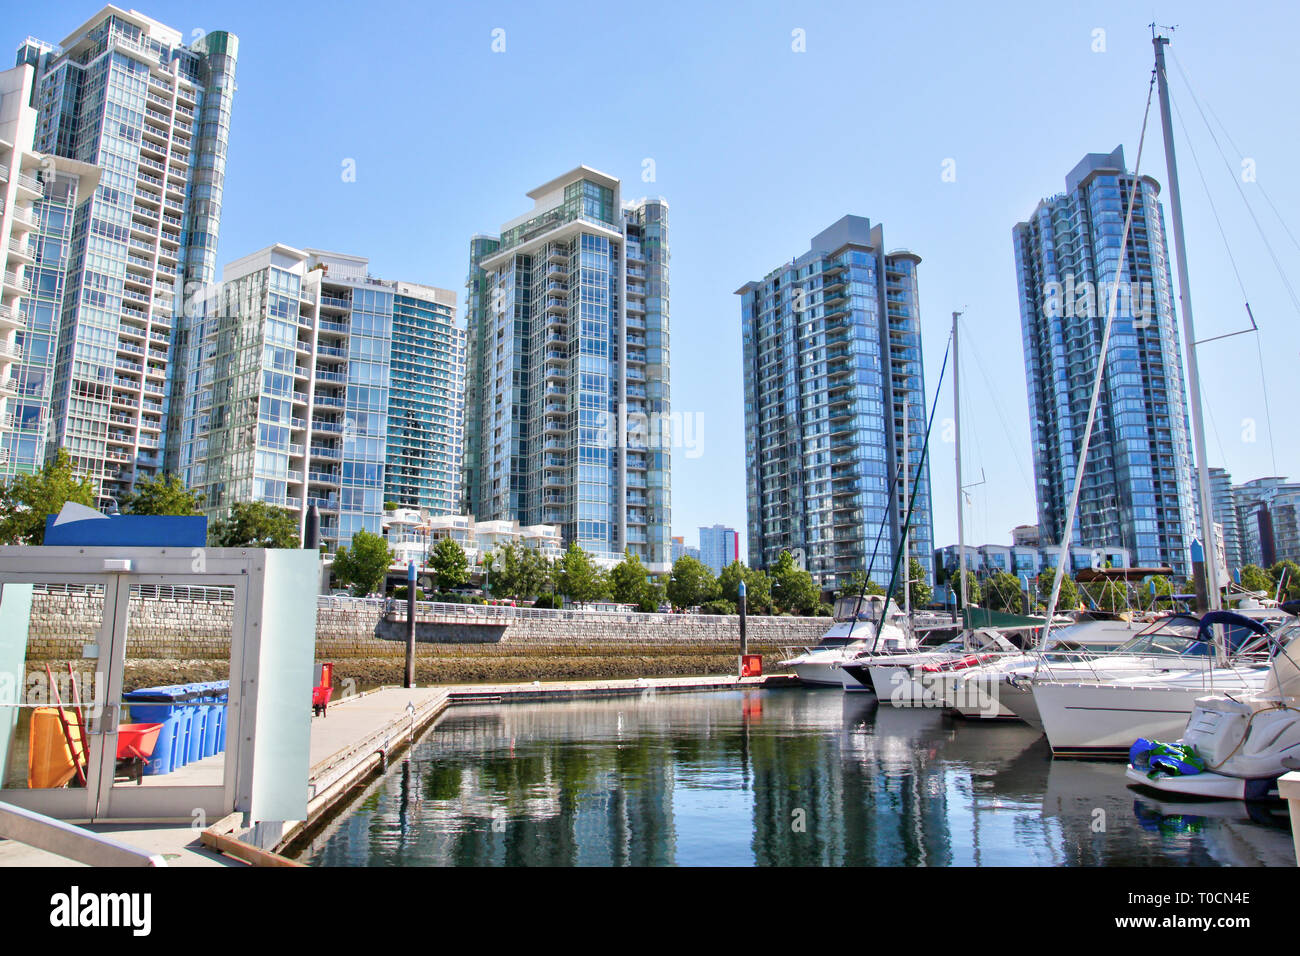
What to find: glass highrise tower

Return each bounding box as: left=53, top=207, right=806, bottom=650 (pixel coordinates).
left=179, top=245, right=462, bottom=552
left=0, top=62, right=100, bottom=480
left=1014, top=146, right=1196, bottom=576
left=18, top=7, right=237, bottom=504
left=386, top=284, right=464, bottom=515
left=464, top=166, right=671, bottom=570
left=737, top=215, right=933, bottom=593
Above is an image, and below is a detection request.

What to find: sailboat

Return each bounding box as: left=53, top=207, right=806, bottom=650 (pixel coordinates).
left=1017, top=30, right=1298, bottom=756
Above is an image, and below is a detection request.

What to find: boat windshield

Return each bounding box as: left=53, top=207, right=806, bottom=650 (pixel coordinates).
left=815, top=636, right=865, bottom=649
left=1112, top=627, right=1212, bottom=658
left=833, top=595, right=891, bottom=623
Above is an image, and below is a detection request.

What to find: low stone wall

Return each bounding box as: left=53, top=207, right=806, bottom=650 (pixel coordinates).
left=25, top=593, right=236, bottom=661
left=25, top=593, right=831, bottom=665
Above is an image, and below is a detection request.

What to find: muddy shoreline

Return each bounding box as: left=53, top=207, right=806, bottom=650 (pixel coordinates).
left=34, top=643, right=793, bottom=691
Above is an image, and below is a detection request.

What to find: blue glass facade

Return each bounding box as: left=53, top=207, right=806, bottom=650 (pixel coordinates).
left=185, top=245, right=461, bottom=553
left=739, top=216, right=933, bottom=592
left=1014, top=147, right=1195, bottom=576
left=21, top=10, right=237, bottom=502
left=386, top=290, right=464, bottom=516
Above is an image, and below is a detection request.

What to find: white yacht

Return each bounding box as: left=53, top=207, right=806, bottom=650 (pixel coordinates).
left=1125, top=617, right=1300, bottom=799
left=854, top=628, right=1020, bottom=703
left=1029, top=611, right=1277, bottom=757
left=933, top=617, right=1146, bottom=719
left=777, top=595, right=913, bottom=687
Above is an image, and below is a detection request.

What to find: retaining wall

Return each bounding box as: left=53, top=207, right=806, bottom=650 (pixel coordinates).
left=24, top=593, right=831, bottom=661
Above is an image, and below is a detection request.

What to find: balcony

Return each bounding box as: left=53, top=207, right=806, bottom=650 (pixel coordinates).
left=7, top=238, right=34, bottom=263
left=13, top=171, right=42, bottom=197
left=2, top=270, right=30, bottom=295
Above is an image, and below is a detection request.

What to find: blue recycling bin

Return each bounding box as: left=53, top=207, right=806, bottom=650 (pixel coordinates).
left=124, top=684, right=205, bottom=776
left=193, top=681, right=229, bottom=757
left=208, top=681, right=230, bottom=752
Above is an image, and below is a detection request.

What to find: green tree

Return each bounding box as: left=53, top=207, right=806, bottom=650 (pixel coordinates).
left=520, top=545, right=553, bottom=601
left=719, top=561, right=773, bottom=614
left=1144, top=574, right=1173, bottom=610
left=557, top=542, right=606, bottom=606
left=487, top=541, right=550, bottom=601
left=640, top=576, right=668, bottom=613
left=839, top=568, right=886, bottom=599
left=908, top=557, right=933, bottom=609
left=429, top=536, right=470, bottom=592
left=122, top=472, right=204, bottom=516
left=981, top=571, right=1025, bottom=613
left=1081, top=578, right=1127, bottom=613
left=208, top=501, right=300, bottom=549
left=1036, top=570, right=1079, bottom=612
left=947, top=568, right=982, bottom=609
left=770, top=550, right=819, bottom=615
left=608, top=551, right=650, bottom=606
left=332, top=529, right=394, bottom=596
left=1240, top=563, right=1275, bottom=595
left=0, top=449, right=96, bottom=545
left=666, top=554, right=721, bottom=610
left=1269, top=561, right=1300, bottom=601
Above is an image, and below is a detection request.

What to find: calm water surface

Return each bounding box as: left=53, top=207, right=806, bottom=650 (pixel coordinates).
left=301, top=688, right=1294, bottom=866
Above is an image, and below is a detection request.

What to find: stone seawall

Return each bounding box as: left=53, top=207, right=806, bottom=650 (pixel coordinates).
left=24, top=593, right=831, bottom=685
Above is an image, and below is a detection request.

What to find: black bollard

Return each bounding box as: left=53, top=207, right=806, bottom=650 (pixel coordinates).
left=305, top=504, right=321, bottom=551
left=405, top=560, right=416, bottom=688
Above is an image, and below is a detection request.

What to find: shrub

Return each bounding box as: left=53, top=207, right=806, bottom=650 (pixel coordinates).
left=701, top=598, right=737, bottom=615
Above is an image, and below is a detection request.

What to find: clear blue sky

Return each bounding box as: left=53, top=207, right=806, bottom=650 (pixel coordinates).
left=12, top=0, right=1300, bottom=556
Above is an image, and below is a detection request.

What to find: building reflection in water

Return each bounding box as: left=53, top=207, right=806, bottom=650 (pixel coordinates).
left=301, top=689, right=1293, bottom=867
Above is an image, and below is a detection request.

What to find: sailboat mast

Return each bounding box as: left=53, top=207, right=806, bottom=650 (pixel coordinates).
left=953, top=312, right=967, bottom=624
left=1153, top=32, right=1222, bottom=614
left=903, top=396, right=911, bottom=618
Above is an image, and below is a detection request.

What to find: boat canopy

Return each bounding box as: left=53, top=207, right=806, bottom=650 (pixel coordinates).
left=962, top=607, right=1048, bottom=631
left=1196, top=609, right=1273, bottom=653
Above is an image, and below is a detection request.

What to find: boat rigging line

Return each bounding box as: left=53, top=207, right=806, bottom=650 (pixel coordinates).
left=1036, top=66, right=1158, bottom=670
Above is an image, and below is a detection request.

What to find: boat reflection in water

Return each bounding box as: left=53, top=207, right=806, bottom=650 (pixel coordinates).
left=299, top=689, right=1292, bottom=867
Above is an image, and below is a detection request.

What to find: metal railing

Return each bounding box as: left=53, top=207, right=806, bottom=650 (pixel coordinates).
left=34, top=582, right=235, bottom=603
left=0, top=801, right=166, bottom=867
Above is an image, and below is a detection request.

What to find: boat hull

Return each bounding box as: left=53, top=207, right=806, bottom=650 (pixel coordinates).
left=940, top=671, right=1018, bottom=719
left=1124, top=766, right=1281, bottom=801
left=837, top=664, right=875, bottom=693
left=869, top=664, right=926, bottom=705
left=1035, top=682, right=1217, bottom=758
left=998, top=678, right=1043, bottom=727
left=790, top=660, right=848, bottom=686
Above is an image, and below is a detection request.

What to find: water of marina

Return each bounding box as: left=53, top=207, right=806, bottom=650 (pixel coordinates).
left=300, top=688, right=1294, bottom=866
